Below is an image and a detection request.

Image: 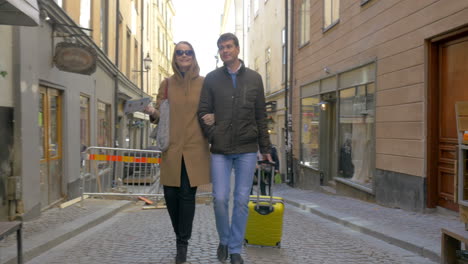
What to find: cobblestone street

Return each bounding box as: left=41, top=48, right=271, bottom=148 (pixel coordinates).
left=27, top=203, right=436, bottom=264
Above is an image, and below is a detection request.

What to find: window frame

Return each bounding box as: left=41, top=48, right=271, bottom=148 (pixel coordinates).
left=323, top=0, right=340, bottom=32
left=299, top=0, right=310, bottom=47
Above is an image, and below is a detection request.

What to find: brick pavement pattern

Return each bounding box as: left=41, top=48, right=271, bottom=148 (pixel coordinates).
left=274, top=184, right=463, bottom=261
left=27, top=203, right=435, bottom=264
left=0, top=199, right=113, bottom=248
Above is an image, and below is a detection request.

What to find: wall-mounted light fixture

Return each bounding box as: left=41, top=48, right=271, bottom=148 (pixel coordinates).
left=40, top=9, right=50, bottom=22
left=143, top=53, right=152, bottom=71
left=318, top=101, right=328, bottom=111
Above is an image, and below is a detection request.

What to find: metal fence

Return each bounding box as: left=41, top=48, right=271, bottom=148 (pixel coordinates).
left=80, top=146, right=213, bottom=202
left=80, top=146, right=164, bottom=200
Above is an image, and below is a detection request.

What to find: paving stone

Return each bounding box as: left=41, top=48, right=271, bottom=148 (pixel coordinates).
left=26, top=203, right=436, bottom=264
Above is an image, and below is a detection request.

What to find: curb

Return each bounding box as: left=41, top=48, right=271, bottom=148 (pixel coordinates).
left=283, top=198, right=440, bottom=263
left=1, top=200, right=133, bottom=264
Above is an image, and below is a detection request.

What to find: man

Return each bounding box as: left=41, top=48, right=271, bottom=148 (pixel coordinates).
left=198, top=33, right=272, bottom=264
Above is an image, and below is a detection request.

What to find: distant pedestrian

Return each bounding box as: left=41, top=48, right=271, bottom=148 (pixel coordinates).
left=198, top=33, right=272, bottom=264
left=144, top=41, right=210, bottom=264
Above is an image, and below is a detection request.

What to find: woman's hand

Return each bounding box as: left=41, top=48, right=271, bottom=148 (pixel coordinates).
left=144, top=104, right=156, bottom=116
left=202, top=113, right=215, bottom=126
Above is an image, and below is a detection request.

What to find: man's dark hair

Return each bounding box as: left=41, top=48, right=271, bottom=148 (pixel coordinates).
left=217, top=33, right=239, bottom=48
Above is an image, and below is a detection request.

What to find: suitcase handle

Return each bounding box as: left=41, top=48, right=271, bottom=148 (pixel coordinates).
left=255, top=160, right=275, bottom=208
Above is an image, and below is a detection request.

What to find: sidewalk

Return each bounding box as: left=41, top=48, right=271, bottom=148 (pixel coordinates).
left=0, top=184, right=463, bottom=263
left=275, top=183, right=463, bottom=263
left=0, top=199, right=132, bottom=264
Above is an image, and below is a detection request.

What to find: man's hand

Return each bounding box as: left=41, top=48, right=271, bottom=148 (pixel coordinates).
left=202, top=113, right=215, bottom=126
left=262, top=153, right=273, bottom=163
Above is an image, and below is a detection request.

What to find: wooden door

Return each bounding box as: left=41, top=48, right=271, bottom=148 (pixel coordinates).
left=434, top=35, right=468, bottom=210
left=39, top=87, right=63, bottom=208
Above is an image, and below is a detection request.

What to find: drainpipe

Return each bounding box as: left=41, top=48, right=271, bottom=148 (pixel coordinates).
left=114, top=0, right=120, bottom=148
left=284, top=0, right=294, bottom=185
left=140, top=0, right=145, bottom=149
left=289, top=0, right=295, bottom=185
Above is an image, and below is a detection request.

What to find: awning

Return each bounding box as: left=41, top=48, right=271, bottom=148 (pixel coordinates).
left=0, top=0, right=40, bottom=26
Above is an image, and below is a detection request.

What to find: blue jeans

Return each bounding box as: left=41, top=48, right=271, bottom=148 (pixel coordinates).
left=211, top=152, right=257, bottom=254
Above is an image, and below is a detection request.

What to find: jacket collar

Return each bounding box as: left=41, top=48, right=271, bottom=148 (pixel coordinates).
left=222, top=59, right=246, bottom=75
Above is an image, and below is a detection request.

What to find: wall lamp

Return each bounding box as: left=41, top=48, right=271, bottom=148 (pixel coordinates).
left=318, top=101, right=328, bottom=111
left=40, top=9, right=50, bottom=21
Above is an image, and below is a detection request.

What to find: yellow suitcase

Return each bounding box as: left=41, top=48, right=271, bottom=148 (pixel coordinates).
left=245, top=195, right=284, bottom=247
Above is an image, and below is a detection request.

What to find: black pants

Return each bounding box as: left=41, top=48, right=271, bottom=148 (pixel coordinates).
left=163, top=157, right=197, bottom=246
left=250, top=171, right=271, bottom=196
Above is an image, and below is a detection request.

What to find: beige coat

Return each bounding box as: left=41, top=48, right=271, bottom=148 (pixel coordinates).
left=151, top=63, right=210, bottom=187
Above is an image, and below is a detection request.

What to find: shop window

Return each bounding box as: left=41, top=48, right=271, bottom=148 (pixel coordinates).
left=338, top=83, right=375, bottom=188
left=300, top=96, right=321, bottom=169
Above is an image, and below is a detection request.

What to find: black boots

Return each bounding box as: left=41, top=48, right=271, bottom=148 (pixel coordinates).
left=217, top=243, right=229, bottom=262
left=230, top=253, right=244, bottom=264
left=175, top=244, right=187, bottom=264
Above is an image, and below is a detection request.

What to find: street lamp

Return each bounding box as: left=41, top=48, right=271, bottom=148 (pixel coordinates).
left=143, top=53, right=152, bottom=71
left=132, top=53, right=152, bottom=149
left=133, top=53, right=152, bottom=93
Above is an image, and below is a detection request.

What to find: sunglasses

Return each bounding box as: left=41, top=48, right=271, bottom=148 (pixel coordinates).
left=175, top=50, right=194, bottom=57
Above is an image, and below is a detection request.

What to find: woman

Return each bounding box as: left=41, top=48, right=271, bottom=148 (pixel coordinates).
left=144, top=41, right=210, bottom=264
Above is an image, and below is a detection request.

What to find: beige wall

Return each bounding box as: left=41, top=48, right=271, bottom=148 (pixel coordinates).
left=247, top=0, right=287, bottom=173
left=61, top=0, right=145, bottom=88
left=247, top=0, right=285, bottom=94
left=146, top=0, right=174, bottom=99
left=293, top=0, right=468, bottom=178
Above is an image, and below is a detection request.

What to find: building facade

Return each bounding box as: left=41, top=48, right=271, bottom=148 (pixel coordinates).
left=0, top=0, right=174, bottom=221
left=246, top=0, right=287, bottom=176
left=221, top=0, right=290, bottom=178
left=291, top=0, right=468, bottom=211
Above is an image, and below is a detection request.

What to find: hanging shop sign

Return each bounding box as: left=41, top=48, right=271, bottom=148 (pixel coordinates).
left=54, top=42, right=97, bottom=75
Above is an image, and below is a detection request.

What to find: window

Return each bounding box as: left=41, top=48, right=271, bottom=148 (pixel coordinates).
left=324, top=0, right=340, bottom=30
left=134, top=39, right=139, bottom=84
left=80, top=0, right=92, bottom=30
left=157, top=27, right=160, bottom=50
left=118, top=17, right=123, bottom=69
left=134, top=0, right=139, bottom=14
left=253, top=0, right=259, bottom=17
left=300, top=96, right=320, bottom=169
left=147, top=3, right=150, bottom=41
left=100, top=0, right=108, bottom=54
left=246, top=0, right=251, bottom=29
left=97, top=101, right=111, bottom=147
left=338, top=84, right=374, bottom=188
left=282, top=28, right=286, bottom=84
left=265, top=47, right=271, bottom=93
left=361, top=0, right=372, bottom=6
left=299, top=0, right=310, bottom=46
left=126, top=30, right=131, bottom=77
left=80, top=95, right=90, bottom=149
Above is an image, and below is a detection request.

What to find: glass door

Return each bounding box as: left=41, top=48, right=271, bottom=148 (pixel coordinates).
left=39, top=87, right=63, bottom=208
left=319, top=92, right=337, bottom=185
